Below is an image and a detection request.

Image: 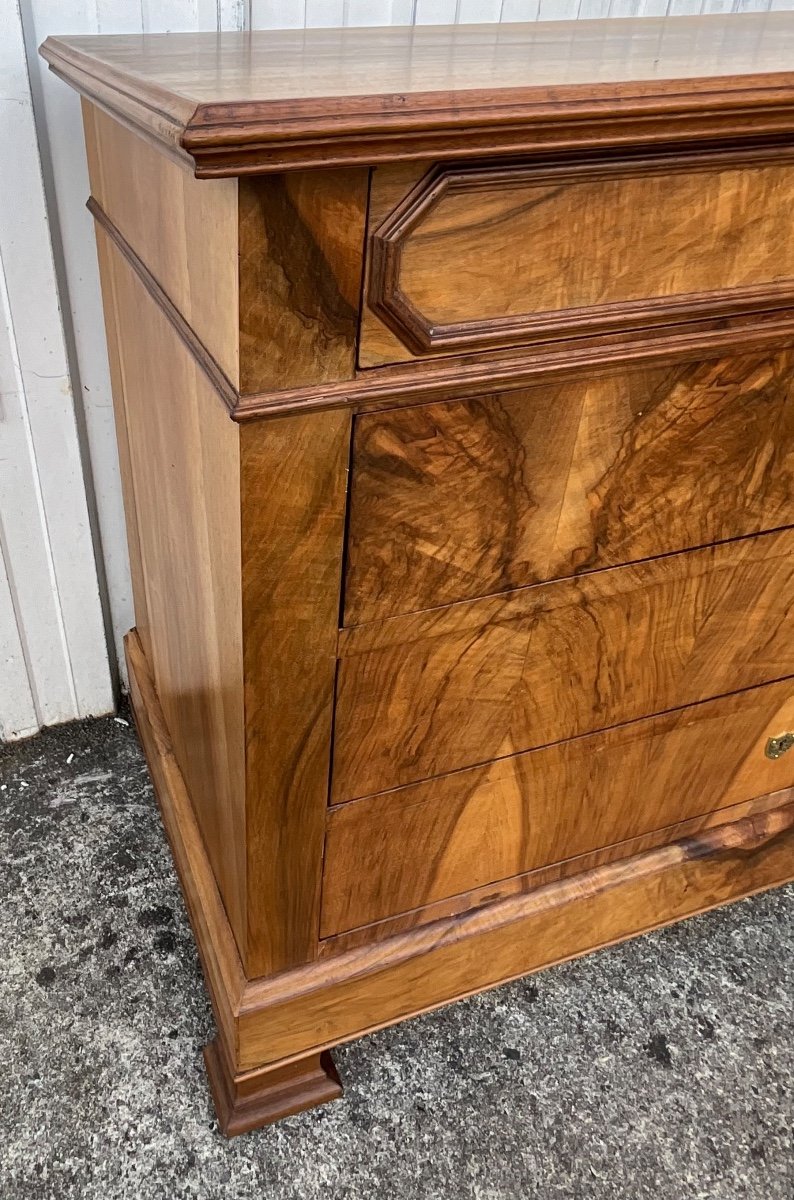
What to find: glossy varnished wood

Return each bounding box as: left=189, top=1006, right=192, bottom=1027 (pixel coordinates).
left=335, top=528, right=794, bottom=800
left=238, top=171, right=368, bottom=393
left=345, top=351, right=794, bottom=623
left=239, top=802, right=794, bottom=1070
left=241, top=411, right=350, bottom=977
left=88, top=197, right=237, bottom=414
left=89, top=141, right=354, bottom=977
left=83, top=100, right=239, bottom=385
left=94, top=228, right=248, bottom=955
left=85, top=99, right=369, bottom=402
left=322, top=679, right=794, bottom=934
left=59, top=17, right=794, bottom=1133
left=127, top=628, right=344, bottom=1128
left=125, top=630, right=244, bottom=1060
left=321, top=788, right=793, bottom=953
left=93, top=215, right=150, bottom=659
left=363, top=151, right=794, bottom=364
left=125, top=633, right=794, bottom=1080
left=83, top=191, right=794, bottom=422
left=41, top=15, right=794, bottom=175
left=204, top=1039, right=342, bottom=1137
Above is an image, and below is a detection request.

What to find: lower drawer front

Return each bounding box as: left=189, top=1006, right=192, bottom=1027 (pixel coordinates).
left=333, top=527, right=794, bottom=801
left=321, top=678, right=794, bottom=937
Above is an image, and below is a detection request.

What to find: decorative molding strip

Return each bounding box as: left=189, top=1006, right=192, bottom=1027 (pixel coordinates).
left=368, top=144, right=794, bottom=358
left=42, top=39, right=194, bottom=169
left=87, top=198, right=238, bottom=416
left=125, top=630, right=245, bottom=1060
left=320, top=787, right=794, bottom=955
left=237, top=798, right=794, bottom=1070
left=39, top=19, right=794, bottom=177
left=87, top=195, right=794, bottom=425
left=182, top=89, right=794, bottom=178
left=236, top=313, right=794, bottom=420
left=127, top=622, right=794, bottom=1076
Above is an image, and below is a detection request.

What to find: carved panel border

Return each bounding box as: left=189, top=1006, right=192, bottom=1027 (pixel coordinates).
left=367, top=143, right=794, bottom=358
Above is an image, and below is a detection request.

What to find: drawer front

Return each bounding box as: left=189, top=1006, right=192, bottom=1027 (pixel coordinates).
left=322, top=678, right=794, bottom=936
left=344, top=351, right=794, bottom=625
left=333, top=527, right=794, bottom=801
left=360, top=152, right=794, bottom=366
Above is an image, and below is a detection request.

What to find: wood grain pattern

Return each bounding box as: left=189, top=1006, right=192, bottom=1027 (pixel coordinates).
left=85, top=104, right=369, bottom=402
left=204, top=1038, right=342, bottom=1138
left=83, top=99, right=239, bottom=386
left=94, top=228, right=248, bottom=955
left=238, top=171, right=368, bottom=394
left=128, top=626, right=345, bottom=1134
left=88, top=198, right=237, bottom=416
left=362, top=152, right=794, bottom=364
left=344, top=351, right=794, bottom=624
left=125, top=630, right=245, bottom=1063
left=334, top=528, right=794, bottom=800
left=40, top=15, right=794, bottom=175
left=323, top=680, right=794, bottom=935
left=241, top=411, right=350, bottom=977
left=91, top=139, right=794, bottom=429
left=84, top=190, right=794, bottom=426
left=321, top=788, right=794, bottom=954
left=68, top=19, right=794, bottom=1132
left=239, top=802, right=794, bottom=1070
left=233, top=312, right=794, bottom=422
left=93, top=211, right=150, bottom=667
left=123, top=634, right=794, bottom=1092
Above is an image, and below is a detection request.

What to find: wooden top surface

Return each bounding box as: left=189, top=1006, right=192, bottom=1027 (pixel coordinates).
left=41, top=14, right=794, bottom=175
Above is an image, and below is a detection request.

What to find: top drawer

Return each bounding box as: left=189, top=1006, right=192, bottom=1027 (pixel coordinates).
left=360, top=150, right=794, bottom=367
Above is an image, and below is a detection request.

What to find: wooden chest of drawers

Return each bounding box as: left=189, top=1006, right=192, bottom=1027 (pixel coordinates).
left=43, top=13, right=794, bottom=1136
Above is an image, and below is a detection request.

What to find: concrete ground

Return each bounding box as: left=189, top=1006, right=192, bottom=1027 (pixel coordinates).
left=0, top=706, right=792, bottom=1200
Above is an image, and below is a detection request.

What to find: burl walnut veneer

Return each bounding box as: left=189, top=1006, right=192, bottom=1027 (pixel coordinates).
left=42, top=14, right=794, bottom=1135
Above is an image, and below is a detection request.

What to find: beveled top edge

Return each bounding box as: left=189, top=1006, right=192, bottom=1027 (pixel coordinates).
left=40, top=14, right=794, bottom=175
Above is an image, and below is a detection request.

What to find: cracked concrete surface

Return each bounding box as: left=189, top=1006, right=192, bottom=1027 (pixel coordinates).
left=1, top=706, right=792, bottom=1199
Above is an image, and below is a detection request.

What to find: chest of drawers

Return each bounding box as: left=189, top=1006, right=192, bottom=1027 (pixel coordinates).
left=43, top=13, right=794, bottom=1135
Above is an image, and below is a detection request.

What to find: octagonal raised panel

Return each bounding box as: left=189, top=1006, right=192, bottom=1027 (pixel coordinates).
left=362, top=149, right=794, bottom=365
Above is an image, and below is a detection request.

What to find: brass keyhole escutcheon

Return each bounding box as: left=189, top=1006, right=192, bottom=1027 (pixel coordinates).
left=765, top=732, right=794, bottom=760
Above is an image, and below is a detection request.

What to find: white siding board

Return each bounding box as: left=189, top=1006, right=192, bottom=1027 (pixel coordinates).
left=305, top=0, right=346, bottom=23
left=0, top=247, right=79, bottom=727
left=350, top=0, right=417, bottom=24
left=412, top=0, right=459, bottom=21
left=252, top=0, right=787, bottom=21
left=23, top=0, right=247, bottom=709
left=499, top=1, right=542, bottom=19
left=28, top=0, right=132, bottom=693
left=0, top=0, right=113, bottom=736
left=253, top=1, right=305, bottom=26
left=0, top=553, right=38, bottom=742
left=96, top=0, right=143, bottom=33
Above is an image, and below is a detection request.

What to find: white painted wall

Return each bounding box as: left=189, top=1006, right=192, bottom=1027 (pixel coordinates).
left=254, top=0, right=787, bottom=23
left=2, top=0, right=791, bottom=740
left=12, top=0, right=247, bottom=742
left=1, top=0, right=114, bottom=739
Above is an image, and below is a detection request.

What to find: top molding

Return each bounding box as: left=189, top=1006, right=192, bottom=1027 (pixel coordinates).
left=40, top=14, right=794, bottom=177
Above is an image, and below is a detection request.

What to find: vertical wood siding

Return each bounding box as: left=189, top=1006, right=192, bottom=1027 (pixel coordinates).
left=21, top=0, right=247, bottom=725
left=254, top=0, right=785, bottom=25
left=1, top=0, right=113, bottom=739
